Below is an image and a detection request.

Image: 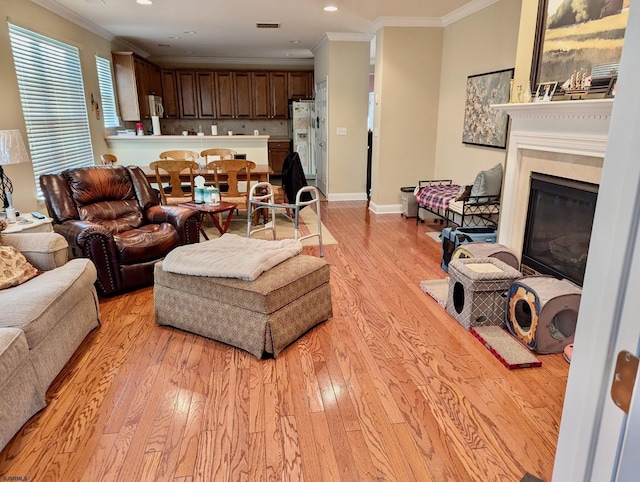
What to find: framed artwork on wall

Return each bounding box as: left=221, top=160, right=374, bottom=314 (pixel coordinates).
left=531, top=0, right=631, bottom=89
left=462, top=68, right=514, bottom=150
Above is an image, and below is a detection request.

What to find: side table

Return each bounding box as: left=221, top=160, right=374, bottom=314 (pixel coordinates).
left=2, top=213, right=54, bottom=234
left=178, top=201, right=238, bottom=240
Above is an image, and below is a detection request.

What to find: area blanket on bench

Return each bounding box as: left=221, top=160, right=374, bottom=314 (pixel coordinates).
left=163, top=234, right=302, bottom=281
left=415, top=184, right=461, bottom=211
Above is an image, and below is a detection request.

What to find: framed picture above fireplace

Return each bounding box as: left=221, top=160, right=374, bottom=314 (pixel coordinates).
left=531, top=0, right=631, bottom=89
left=462, top=68, right=513, bottom=150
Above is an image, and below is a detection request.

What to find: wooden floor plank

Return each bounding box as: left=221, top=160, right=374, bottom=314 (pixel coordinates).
left=0, top=201, right=568, bottom=481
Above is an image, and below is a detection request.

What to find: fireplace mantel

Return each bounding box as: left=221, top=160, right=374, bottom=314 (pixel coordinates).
left=492, top=99, right=614, bottom=257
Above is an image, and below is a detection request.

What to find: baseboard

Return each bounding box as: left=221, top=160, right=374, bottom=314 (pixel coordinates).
left=368, top=202, right=403, bottom=214
left=326, top=192, right=368, bottom=201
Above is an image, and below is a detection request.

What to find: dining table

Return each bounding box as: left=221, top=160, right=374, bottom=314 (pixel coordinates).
left=141, top=164, right=273, bottom=186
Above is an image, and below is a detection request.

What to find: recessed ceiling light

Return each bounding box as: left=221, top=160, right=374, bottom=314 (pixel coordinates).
left=289, top=40, right=301, bottom=44
left=184, top=31, right=197, bottom=35
left=136, top=0, right=152, bottom=5
left=324, top=5, right=337, bottom=11
left=168, top=36, right=181, bottom=40
left=158, top=43, right=171, bottom=47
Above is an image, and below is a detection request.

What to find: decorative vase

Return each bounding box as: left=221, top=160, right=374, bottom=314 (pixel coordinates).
left=523, top=81, right=532, bottom=103
left=509, top=79, right=516, bottom=103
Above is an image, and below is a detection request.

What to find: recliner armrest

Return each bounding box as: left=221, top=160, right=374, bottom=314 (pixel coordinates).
left=145, top=205, right=200, bottom=245
left=54, top=220, right=113, bottom=251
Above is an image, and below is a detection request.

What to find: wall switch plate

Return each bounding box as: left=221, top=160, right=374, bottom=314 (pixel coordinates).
left=336, top=127, right=347, bottom=135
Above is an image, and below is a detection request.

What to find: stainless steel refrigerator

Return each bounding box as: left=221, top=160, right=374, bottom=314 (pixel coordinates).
left=290, top=100, right=316, bottom=179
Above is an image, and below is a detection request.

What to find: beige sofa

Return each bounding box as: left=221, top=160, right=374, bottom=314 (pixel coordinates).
left=0, top=231, right=100, bottom=451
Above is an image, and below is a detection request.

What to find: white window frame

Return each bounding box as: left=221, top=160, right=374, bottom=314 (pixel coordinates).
left=8, top=22, right=94, bottom=199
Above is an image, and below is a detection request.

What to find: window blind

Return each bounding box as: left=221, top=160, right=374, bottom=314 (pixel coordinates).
left=8, top=22, right=94, bottom=199
left=96, top=56, right=121, bottom=129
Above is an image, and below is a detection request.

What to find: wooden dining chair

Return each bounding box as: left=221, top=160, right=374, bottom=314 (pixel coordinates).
left=149, top=160, right=200, bottom=205
left=100, top=153, right=117, bottom=165
left=207, top=159, right=257, bottom=213
left=159, top=150, right=200, bottom=162
left=200, top=148, right=237, bottom=160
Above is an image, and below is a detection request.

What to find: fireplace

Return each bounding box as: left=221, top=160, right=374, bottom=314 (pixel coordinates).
left=522, top=173, right=598, bottom=286
left=493, top=99, right=613, bottom=266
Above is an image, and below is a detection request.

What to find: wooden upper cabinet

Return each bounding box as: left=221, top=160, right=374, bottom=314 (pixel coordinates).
left=252, top=72, right=271, bottom=119
left=112, top=52, right=160, bottom=121
left=234, top=72, right=253, bottom=119
left=215, top=72, right=253, bottom=119
left=215, top=72, right=234, bottom=119
left=196, top=72, right=216, bottom=118
left=270, top=72, right=289, bottom=119
left=111, top=52, right=149, bottom=121
left=149, top=68, right=312, bottom=120
left=288, top=71, right=314, bottom=99
left=148, top=64, right=163, bottom=98
left=176, top=71, right=199, bottom=118
left=161, top=70, right=179, bottom=118
left=252, top=72, right=289, bottom=119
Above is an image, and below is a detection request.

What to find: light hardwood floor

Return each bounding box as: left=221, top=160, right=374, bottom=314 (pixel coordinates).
left=0, top=201, right=567, bottom=481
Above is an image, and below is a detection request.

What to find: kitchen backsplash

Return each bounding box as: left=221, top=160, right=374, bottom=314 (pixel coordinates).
left=120, top=118, right=290, bottom=138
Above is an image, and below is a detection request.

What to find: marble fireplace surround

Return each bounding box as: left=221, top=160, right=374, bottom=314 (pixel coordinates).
left=493, top=99, right=614, bottom=260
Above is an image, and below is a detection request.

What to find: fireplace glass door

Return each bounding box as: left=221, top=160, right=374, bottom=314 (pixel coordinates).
left=522, top=173, right=598, bottom=286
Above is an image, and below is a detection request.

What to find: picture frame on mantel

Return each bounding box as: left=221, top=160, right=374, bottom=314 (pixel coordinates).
left=530, top=0, right=630, bottom=89
left=462, top=68, right=513, bottom=150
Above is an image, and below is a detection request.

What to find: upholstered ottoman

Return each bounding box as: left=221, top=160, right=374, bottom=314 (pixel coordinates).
left=154, top=254, right=332, bottom=358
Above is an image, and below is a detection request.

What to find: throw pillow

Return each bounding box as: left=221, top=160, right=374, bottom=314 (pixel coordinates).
left=469, top=163, right=503, bottom=203
left=455, top=185, right=473, bottom=202
left=0, top=246, right=39, bottom=289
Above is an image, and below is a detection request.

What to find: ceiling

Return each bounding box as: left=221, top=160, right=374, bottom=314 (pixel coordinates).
left=33, top=0, right=498, bottom=66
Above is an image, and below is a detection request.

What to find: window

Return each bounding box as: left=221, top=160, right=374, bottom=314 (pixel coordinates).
left=8, top=22, right=94, bottom=198
left=96, top=56, right=120, bottom=129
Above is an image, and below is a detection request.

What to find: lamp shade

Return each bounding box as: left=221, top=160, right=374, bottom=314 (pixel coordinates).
left=0, top=130, right=29, bottom=166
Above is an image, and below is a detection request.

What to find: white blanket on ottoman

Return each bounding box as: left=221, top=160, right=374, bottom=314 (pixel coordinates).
left=162, top=233, right=302, bottom=281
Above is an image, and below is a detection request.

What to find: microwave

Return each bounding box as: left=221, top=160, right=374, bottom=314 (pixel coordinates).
left=148, top=95, right=164, bottom=117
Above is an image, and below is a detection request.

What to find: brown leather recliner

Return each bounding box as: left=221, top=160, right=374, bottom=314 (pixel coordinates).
left=40, top=165, right=200, bottom=296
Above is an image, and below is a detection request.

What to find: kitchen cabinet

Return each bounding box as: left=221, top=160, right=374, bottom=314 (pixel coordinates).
left=288, top=71, right=314, bottom=99
left=112, top=52, right=162, bottom=121
left=268, top=140, right=291, bottom=176
left=176, top=71, right=199, bottom=118
left=215, top=72, right=252, bottom=119
left=161, top=70, right=179, bottom=118
left=148, top=64, right=163, bottom=98
left=175, top=70, right=217, bottom=119
left=253, top=72, right=289, bottom=119
left=196, top=72, right=216, bottom=118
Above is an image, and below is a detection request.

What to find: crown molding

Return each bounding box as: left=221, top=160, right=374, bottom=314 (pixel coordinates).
left=30, top=0, right=114, bottom=41
left=442, top=0, right=501, bottom=26
left=312, top=33, right=375, bottom=56
left=324, top=32, right=376, bottom=42
left=370, top=16, right=444, bottom=32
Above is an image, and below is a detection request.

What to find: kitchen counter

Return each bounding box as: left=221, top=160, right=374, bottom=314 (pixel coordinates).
left=105, top=134, right=270, bottom=166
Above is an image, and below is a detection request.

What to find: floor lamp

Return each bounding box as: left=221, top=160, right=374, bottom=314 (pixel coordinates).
left=0, top=129, right=29, bottom=210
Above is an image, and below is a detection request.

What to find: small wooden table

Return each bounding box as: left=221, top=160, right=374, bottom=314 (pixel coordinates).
left=179, top=201, right=238, bottom=240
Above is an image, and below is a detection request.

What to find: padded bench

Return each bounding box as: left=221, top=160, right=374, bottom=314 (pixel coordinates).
left=154, top=254, right=332, bottom=358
